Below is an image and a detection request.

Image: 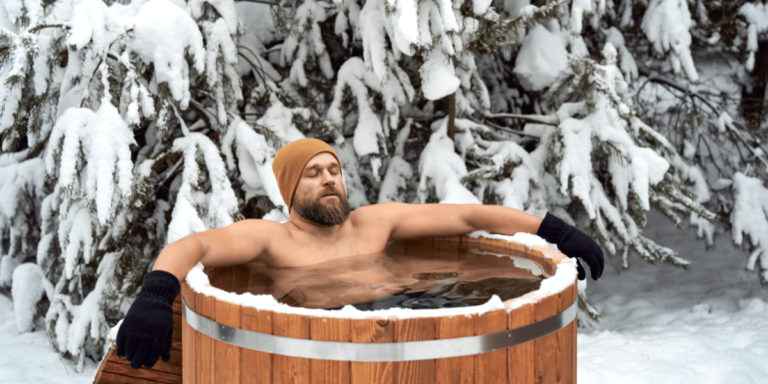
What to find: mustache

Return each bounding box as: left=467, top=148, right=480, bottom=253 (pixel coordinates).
left=320, top=189, right=340, bottom=197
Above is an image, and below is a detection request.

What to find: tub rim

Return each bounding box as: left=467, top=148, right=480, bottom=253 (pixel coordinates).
left=183, top=230, right=578, bottom=320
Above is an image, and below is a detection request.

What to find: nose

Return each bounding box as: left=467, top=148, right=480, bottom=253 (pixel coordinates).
left=320, top=169, right=336, bottom=185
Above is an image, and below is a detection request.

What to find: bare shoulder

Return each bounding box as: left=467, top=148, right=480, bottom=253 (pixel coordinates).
left=350, top=202, right=405, bottom=228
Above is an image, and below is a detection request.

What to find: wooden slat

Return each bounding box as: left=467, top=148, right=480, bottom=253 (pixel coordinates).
left=310, top=317, right=351, bottom=384
left=101, top=360, right=182, bottom=384
left=508, top=303, right=534, bottom=384
left=196, top=292, right=216, bottom=383
left=182, top=283, right=196, bottom=384
left=241, top=307, right=272, bottom=384
left=350, top=319, right=394, bottom=384
left=231, top=264, right=252, bottom=295
left=273, top=312, right=310, bottom=384
left=215, top=298, right=241, bottom=384
left=172, top=312, right=182, bottom=341
left=96, top=370, right=180, bottom=384
left=393, top=317, right=435, bottom=384
left=560, top=280, right=577, bottom=384
left=111, top=347, right=183, bottom=375
left=435, top=314, right=474, bottom=384
left=475, top=310, right=507, bottom=384
left=95, top=294, right=184, bottom=384
left=534, top=294, right=560, bottom=384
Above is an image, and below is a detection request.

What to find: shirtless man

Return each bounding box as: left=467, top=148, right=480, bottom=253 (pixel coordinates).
left=116, top=138, right=604, bottom=369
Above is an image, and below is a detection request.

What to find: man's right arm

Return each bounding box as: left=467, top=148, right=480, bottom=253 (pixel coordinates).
left=152, top=219, right=278, bottom=282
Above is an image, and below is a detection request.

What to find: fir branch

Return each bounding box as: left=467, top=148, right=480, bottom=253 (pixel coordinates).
left=482, top=111, right=559, bottom=126
left=27, top=24, right=67, bottom=33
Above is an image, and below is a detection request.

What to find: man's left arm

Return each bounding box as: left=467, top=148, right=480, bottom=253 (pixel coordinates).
left=464, top=204, right=604, bottom=281
left=376, top=202, right=603, bottom=281
left=462, top=204, right=544, bottom=237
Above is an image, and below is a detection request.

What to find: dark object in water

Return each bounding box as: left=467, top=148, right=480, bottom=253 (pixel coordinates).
left=323, top=277, right=542, bottom=311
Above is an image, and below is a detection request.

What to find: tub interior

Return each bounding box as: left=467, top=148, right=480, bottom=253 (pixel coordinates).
left=205, top=239, right=550, bottom=310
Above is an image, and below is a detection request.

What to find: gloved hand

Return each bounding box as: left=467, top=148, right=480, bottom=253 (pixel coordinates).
left=116, top=270, right=180, bottom=369
left=536, top=212, right=604, bottom=281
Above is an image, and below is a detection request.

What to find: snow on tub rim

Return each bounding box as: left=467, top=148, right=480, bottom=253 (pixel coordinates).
left=181, top=232, right=579, bottom=384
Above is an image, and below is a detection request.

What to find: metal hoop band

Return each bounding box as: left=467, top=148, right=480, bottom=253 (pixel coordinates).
left=182, top=297, right=577, bottom=362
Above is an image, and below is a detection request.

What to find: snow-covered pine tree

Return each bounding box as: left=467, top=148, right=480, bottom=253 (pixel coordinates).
left=0, top=0, right=766, bottom=367
left=476, top=0, right=768, bottom=285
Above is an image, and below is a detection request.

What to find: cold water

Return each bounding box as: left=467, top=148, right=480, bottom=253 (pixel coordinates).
left=206, top=241, right=548, bottom=310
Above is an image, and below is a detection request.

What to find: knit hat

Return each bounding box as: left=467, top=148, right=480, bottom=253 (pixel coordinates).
left=272, top=138, right=342, bottom=210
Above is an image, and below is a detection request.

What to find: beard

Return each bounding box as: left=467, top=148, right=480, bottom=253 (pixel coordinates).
left=293, top=191, right=351, bottom=227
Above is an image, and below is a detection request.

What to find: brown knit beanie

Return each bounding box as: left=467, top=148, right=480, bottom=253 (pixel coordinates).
left=272, top=138, right=342, bottom=210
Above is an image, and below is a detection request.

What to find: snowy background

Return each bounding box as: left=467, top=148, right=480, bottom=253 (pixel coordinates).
left=2, top=209, right=767, bottom=383
left=0, top=0, right=767, bottom=382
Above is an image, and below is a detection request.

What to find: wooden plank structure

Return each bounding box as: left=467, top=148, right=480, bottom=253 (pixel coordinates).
left=94, top=234, right=578, bottom=384
left=92, top=294, right=183, bottom=383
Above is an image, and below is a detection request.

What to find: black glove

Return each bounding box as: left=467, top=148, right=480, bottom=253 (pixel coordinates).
left=536, top=212, right=604, bottom=281
left=116, top=270, right=180, bottom=369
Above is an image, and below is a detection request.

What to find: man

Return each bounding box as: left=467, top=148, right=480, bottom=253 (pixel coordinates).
left=116, top=137, right=604, bottom=369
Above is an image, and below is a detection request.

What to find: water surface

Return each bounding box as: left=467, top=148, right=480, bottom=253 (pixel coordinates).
left=206, top=240, right=549, bottom=310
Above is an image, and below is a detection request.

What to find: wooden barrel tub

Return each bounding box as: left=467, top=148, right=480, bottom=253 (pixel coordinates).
left=180, top=233, right=578, bottom=384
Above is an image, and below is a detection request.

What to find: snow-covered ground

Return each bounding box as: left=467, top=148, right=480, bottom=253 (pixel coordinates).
left=580, top=209, right=768, bottom=383
left=0, top=292, right=98, bottom=383
left=1, top=209, right=766, bottom=383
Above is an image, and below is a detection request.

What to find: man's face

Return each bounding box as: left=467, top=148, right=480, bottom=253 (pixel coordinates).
left=291, top=153, right=351, bottom=227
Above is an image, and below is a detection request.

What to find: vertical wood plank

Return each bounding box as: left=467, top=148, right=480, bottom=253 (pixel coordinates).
left=310, top=317, right=351, bottom=384
left=273, top=313, right=310, bottom=384
left=394, top=317, right=436, bottom=384
left=475, top=310, right=507, bottom=384
left=534, top=295, right=560, bottom=384
left=196, top=292, right=216, bottom=384
left=230, top=265, right=252, bottom=295
left=560, top=281, right=577, bottom=384
left=508, top=303, right=534, bottom=384
left=435, top=314, right=474, bottom=384
left=182, top=283, right=196, bottom=384
left=215, top=299, right=241, bottom=384
left=350, top=318, right=394, bottom=384
left=241, top=307, right=272, bottom=384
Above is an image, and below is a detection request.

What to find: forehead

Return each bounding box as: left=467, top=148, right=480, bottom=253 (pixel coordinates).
left=303, top=152, right=339, bottom=171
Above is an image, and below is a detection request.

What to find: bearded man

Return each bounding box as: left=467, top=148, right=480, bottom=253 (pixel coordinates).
left=116, top=137, right=604, bottom=369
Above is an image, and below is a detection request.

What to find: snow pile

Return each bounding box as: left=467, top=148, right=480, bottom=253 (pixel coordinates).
left=513, top=24, right=568, bottom=91
left=11, top=263, right=51, bottom=333
left=640, top=0, right=698, bottom=81
left=739, top=2, right=768, bottom=71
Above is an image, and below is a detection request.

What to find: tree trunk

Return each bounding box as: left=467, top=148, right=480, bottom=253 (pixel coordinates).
left=448, top=92, right=456, bottom=141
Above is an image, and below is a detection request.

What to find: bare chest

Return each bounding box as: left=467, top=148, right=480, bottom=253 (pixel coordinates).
left=265, top=216, right=391, bottom=267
